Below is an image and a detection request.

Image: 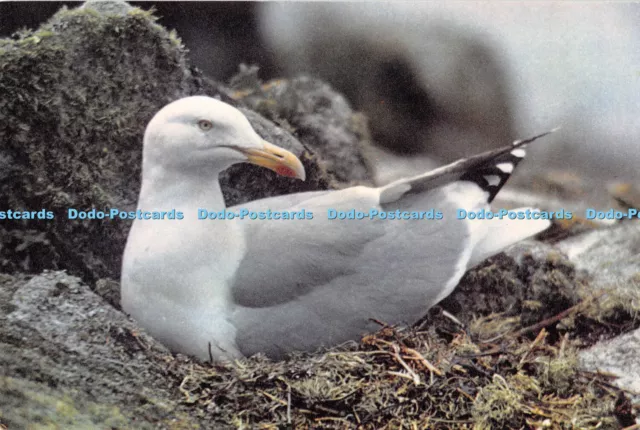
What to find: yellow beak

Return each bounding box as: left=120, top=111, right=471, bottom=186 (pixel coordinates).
left=240, top=140, right=306, bottom=181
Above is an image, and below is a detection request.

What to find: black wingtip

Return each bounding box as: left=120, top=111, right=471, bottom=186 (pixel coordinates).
left=460, top=146, right=528, bottom=202
left=461, top=128, right=557, bottom=202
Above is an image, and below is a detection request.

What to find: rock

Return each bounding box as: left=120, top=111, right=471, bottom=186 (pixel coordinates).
left=0, top=271, right=201, bottom=428
left=365, top=144, right=440, bottom=186
left=80, top=0, right=133, bottom=15
left=0, top=4, right=201, bottom=282
left=580, top=330, right=640, bottom=402
left=558, top=222, right=640, bottom=292
left=558, top=223, right=640, bottom=402
left=441, top=241, right=582, bottom=329
left=228, top=69, right=374, bottom=187
left=0, top=2, right=371, bottom=283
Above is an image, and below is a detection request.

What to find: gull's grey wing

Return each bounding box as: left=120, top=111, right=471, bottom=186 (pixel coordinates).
left=230, top=190, right=330, bottom=211
left=230, top=184, right=475, bottom=358
left=230, top=187, right=389, bottom=308
left=229, top=131, right=553, bottom=357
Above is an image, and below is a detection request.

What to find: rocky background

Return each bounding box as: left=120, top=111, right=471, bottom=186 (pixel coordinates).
left=0, top=2, right=638, bottom=428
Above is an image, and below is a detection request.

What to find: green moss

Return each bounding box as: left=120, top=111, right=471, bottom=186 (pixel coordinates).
left=167, top=29, right=183, bottom=48
left=0, top=376, right=130, bottom=429
left=0, top=2, right=197, bottom=280
left=560, top=282, right=640, bottom=343
left=473, top=375, right=526, bottom=429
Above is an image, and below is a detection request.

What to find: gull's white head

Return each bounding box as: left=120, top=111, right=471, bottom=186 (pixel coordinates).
left=142, top=96, right=305, bottom=180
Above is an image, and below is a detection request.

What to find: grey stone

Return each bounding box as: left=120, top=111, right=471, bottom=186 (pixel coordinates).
left=558, top=223, right=640, bottom=402
left=558, top=222, right=640, bottom=292
left=580, top=329, right=640, bottom=401
left=0, top=271, right=200, bottom=428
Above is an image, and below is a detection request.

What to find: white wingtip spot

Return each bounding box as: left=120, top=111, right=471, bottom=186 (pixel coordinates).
left=496, top=162, right=514, bottom=173
left=484, top=175, right=501, bottom=186
left=510, top=148, right=526, bottom=158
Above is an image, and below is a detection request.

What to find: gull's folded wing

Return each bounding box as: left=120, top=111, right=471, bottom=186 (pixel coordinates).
left=228, top=131, right=553, bottom=357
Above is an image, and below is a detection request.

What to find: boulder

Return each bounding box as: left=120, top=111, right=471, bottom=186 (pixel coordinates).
left=0, top=2, right=373, bottom=283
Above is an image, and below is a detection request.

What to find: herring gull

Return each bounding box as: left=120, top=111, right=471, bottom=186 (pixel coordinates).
left=121, top=96, right=552, bottom=361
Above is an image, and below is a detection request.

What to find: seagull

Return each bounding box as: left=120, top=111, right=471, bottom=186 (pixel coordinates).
left=121, top=96, right=552, bottom=361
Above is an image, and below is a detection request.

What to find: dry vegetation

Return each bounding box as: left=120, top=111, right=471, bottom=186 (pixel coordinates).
left=164, top=283, right=639, bottom=429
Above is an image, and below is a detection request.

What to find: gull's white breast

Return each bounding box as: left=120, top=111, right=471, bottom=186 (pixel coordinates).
left=121, top=215, right=246, bottom=360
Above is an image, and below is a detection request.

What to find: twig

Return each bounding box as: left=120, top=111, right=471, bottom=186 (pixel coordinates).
left=179, top=374, right=196, bottom=403
left=456, top=387, right=475, bottom=402
left=403, top=347, right=443, bottom=379
left=442, top=310, right=465, bottom=327
left=391, top=344, right=421, bottom=385
left=387, top=370, right=419, bottom=382
left=259, top=390, right=287, bottom=406
left=519, top=328, right=547, bottom=367
left=514, top=291, right=604, bottom=337
left=458, top=347, right=515, bottom=358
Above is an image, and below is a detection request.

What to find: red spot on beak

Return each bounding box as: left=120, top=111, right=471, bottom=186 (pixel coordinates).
left=275, top=165, right=297, bottom=178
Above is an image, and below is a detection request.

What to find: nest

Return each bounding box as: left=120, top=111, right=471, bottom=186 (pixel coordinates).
left=164, top=284, right=639, bottom=429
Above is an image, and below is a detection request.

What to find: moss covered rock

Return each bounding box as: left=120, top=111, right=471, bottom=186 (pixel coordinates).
left=0, top=2, right=370, bottom=282
left=228, top=66, right=374, bottom=186
left=0, top=271, right=200, bottom=428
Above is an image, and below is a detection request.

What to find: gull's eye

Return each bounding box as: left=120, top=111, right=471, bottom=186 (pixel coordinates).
left=198, top=119, right=213, bottom=131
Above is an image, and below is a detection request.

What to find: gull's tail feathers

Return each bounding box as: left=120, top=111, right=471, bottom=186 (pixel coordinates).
left=467, top=207, right=551, bottom=267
